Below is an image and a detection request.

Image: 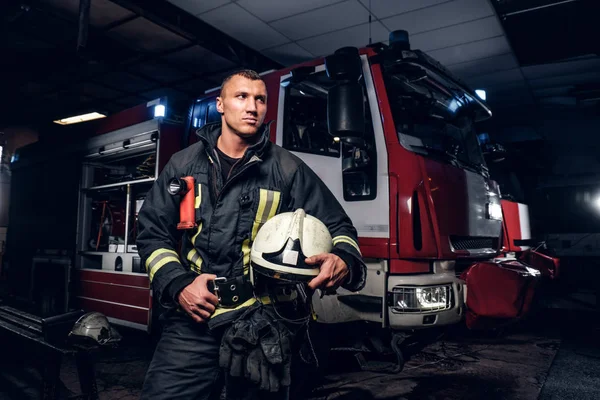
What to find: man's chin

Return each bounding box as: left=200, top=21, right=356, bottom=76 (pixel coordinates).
left=236, top=126, right=260, bottom=137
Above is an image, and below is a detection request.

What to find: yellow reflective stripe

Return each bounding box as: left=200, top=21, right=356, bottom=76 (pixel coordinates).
left=146, top=249, right=178, bottom=271
left=191, top=222, right=203, bottom=245
left=146, top=249, right=181, bottom=281
left=251, top=189, right=281, bottom=240
left=332, top=235, right=362, bottom=255
left=211, top=297, right=258, bottom=318
left=266, top=191, right=280, bottom=220
left=187, top=249, right=203, bottom=273
left=242, top=239, right=251, bottom=268
left=244, top=189, right=281, bottom=273
left=251, top=189, right=269, bottom=239
left=195, top=184, right=202, bottom=209
left=191, top=185, right=203, bottom=246
left=149, top=256, right=180, bottom=281
left=210, top=294, right=294, bottom=319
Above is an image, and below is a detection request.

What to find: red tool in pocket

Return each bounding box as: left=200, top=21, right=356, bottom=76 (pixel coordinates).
left=167, top=176, right=197, bottom=230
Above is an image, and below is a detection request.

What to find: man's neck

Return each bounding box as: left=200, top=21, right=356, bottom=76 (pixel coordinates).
left=217, top=126, right=253, bottom=159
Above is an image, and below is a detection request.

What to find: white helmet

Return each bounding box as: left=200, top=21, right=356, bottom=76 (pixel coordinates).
left=250, top=209, right=332, bottom=282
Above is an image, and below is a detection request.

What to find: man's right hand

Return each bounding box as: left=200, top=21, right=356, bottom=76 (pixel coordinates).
left=177, top=274, right=219, bottom=323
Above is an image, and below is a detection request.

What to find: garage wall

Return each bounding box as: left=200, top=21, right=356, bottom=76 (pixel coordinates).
left=0, top=127, right=39, bottom=228
left=487, top=108, right=600, bottom=239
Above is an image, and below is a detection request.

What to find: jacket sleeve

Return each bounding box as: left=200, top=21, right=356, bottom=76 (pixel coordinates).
left=136, top=158, right=197, bottom=306
left=287, top=162, right=367, bottom=292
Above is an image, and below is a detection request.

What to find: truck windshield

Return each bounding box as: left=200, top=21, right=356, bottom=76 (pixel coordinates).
left=383, top=63, right=487, bottom=175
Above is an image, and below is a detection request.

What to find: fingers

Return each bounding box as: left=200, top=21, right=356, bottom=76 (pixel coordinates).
left=199, top=298, right=216, bottom=313
left=204, top=291, right=220, bottom=306
left=308, top=269, right=330, bottom=290
left=180, top=296, right=214, bottom=322
left=189, top=313, right=204, bottom=323
left=305, top=253, right=327, bottom=265
left=189, top=305, right=212, bottom=321
left=197, top=275, right=219, bottom=305
left=308, top=254, right=348, bottom=290
left=184, top=306, right=208, bottom=323
left=326, top=267, right=348, bottom=288
left=308, top=256, right=335, bottom=290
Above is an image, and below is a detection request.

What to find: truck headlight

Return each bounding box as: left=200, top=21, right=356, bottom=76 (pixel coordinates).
left=486, top=203, right=503, bottom=221
left=390, top=285, right=452, bottom=313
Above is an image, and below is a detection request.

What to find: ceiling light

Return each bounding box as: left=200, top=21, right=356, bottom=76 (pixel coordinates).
left=53, top=112, right=106, bottom=125
left=475, top=89, right=487, bottom=101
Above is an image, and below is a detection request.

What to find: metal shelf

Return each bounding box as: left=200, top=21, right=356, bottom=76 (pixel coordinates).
left=84, top=177, right=155, bottom=191
left=79, top=251, right=139, bottom=255
left=80, top=251, right=121, bottom=255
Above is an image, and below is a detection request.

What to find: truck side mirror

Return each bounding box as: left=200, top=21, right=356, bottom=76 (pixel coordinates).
left=328, top=83, right=365, bottom=140
left=325, top=47, right=365, bottom=140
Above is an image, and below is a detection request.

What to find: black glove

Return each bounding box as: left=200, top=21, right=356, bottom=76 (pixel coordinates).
left=219, top=306, right=267, bottom=378
left=219, top=305, right=293, bottom=393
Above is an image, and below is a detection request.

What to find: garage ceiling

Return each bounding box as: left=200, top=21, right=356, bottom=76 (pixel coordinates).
left=1, top=0, right=599, bottom=129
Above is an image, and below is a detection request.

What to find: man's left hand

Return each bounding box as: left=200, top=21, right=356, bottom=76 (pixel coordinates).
left=306, top=253, right=348, bottom=290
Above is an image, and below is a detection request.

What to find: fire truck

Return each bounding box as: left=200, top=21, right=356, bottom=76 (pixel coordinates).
left=4, top=30, right=557, bottom=370
left=184, top=31, right=556, bottom=368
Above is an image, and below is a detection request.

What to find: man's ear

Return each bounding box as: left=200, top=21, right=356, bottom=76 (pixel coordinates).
left=216, top=97, right=224, bottom=114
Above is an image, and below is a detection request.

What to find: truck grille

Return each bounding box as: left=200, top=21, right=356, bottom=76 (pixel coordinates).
left=450, top=236, right=498, bottom=251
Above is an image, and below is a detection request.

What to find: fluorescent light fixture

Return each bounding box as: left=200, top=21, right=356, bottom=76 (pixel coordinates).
left=475, top=89, right=487, bottom=101
left=594, top=195, right=600, bottom=211
left=0, top=145, right=3, bottom=163
left=154, top=104, right=166, bottom=118
left=53, top=112, right=106, bottom=125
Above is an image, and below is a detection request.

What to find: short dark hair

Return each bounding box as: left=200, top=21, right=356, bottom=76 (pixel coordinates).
left=219, top=69, right=264, bottom=97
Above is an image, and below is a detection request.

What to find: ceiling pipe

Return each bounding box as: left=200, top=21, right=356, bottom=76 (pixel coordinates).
left=77, top=0, right=91, bottom=52
left=502, top=0, right=579, bottom=18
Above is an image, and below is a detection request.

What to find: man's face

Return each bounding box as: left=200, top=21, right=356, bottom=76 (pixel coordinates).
left=216, top=75, right=267, bottom=138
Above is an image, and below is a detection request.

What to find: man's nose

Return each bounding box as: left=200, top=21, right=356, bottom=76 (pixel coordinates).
left=246, top=100, right=257, bottom=113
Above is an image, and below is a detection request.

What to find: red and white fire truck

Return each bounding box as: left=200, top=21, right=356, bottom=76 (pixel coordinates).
left=183, top=31, right=558, bottom=367
left=5, top=30, right=557, bottom=369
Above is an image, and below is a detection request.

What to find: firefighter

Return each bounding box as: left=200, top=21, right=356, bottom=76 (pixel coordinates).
left=137, top=69, right=366, bottom=399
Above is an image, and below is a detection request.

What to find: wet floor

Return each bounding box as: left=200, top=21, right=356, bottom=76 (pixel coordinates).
left=1, top=308, right=598, bottom=400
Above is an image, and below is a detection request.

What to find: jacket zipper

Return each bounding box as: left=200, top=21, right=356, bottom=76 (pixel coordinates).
left=216, top=155, right=262, bottom=204
left=205, top=153, right=262, bottom=272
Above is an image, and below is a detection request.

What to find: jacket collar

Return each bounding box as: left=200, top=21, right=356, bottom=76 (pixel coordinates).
left=195, top=121, right=272, bottom=159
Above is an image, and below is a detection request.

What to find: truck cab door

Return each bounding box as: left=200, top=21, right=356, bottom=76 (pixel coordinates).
left=275, top=56, right=391, bottom=325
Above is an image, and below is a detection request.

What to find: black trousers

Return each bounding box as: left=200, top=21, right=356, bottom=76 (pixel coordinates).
left=141, top=311, right=295, bottom=400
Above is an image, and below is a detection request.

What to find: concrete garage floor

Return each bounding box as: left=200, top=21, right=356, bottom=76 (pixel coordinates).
left=0, top=309, right=598, bottom=400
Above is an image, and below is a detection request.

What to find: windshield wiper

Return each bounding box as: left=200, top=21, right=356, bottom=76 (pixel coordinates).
left=456, top=157, right=488, bottom=176
left=408, top=144, right=488, bottom=176
left=407, top=144, right=460, bottom=166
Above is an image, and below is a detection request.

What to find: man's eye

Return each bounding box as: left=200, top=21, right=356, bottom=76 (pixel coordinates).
left=237, top=94, right=246, bottom=99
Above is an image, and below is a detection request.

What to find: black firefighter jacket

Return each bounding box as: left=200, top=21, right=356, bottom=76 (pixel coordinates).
left=136, top=122, right=367, bottom=326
